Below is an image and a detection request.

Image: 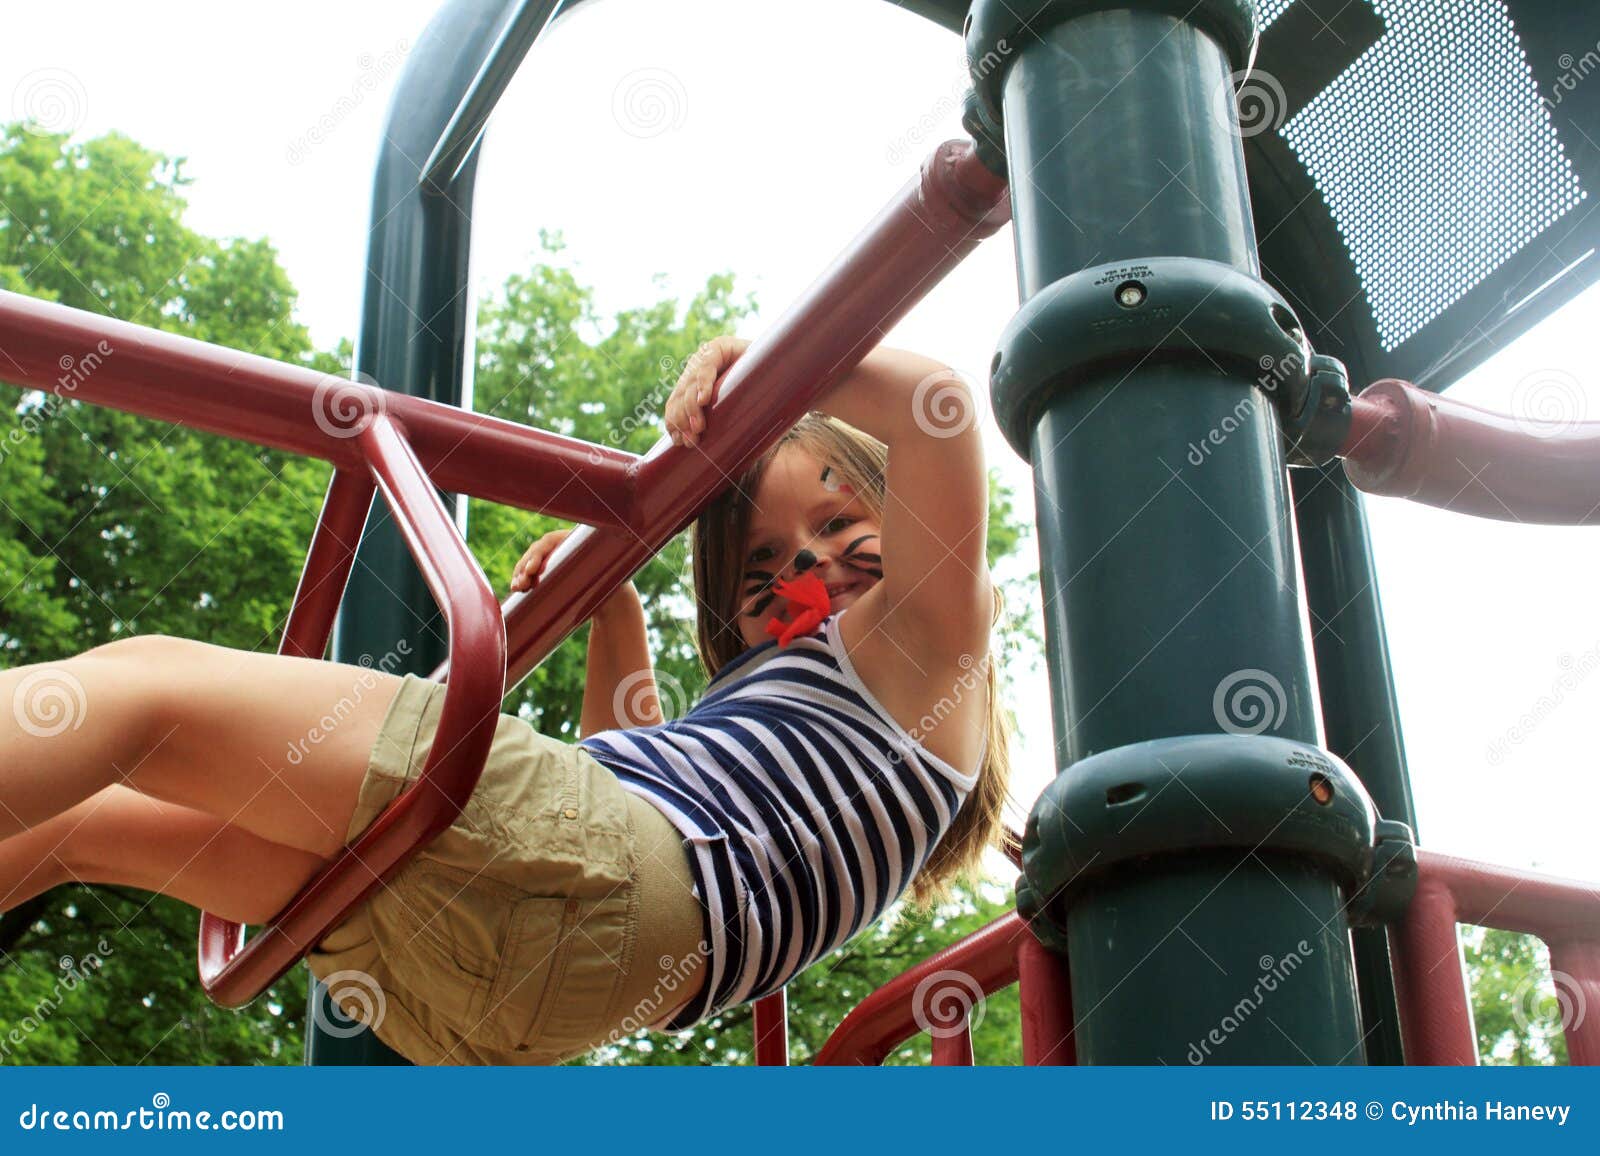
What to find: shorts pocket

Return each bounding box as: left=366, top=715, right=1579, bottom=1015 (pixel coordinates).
left=376, top=859, right=578, bottom=1054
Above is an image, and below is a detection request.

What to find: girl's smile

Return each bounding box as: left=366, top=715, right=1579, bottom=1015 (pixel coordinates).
left=736, top=446, right=883, bottom=649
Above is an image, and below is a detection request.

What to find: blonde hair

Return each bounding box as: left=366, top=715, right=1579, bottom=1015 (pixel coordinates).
left=690, top=412, right=1017, bottom=912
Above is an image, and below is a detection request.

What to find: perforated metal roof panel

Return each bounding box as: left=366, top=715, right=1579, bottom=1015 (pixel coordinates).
left=1245, top=0, right=1600, bottom=392
left=895, top=0, right=1600, bottom=394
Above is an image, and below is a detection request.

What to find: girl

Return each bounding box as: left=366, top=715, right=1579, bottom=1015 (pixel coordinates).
left=0, top=337, right=1014, bottom=1064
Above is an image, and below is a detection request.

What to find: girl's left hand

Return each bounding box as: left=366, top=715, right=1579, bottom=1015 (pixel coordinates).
left=666, top=335, right=750, bottom=447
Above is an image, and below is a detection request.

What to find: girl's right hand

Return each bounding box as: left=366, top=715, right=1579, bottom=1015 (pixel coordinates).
left=666, top=335, right=750, bottom=447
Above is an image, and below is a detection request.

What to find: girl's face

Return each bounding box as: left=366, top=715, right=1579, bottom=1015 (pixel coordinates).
left=733, top=445, right=883, bottom=650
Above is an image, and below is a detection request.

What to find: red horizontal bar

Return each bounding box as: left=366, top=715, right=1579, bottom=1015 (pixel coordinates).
left=0, top=289, right=636, bottom=529
left=441, top=139, right=1012, bottom=692
left=1343, top=378, right=1600, bottom=525
left=1392, top=848, right=1600, bottom=1065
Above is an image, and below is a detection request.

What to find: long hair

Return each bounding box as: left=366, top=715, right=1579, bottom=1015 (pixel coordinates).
left=690, top=411, right=1017, bottom=912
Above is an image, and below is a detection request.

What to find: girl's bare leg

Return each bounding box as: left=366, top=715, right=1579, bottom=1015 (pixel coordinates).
left=0, top=784, right=331, bottom=926
left=0, top=633, right=408, bottom=857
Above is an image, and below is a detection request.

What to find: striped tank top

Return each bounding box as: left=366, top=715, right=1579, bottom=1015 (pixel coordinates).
left=576, top=604, right=983, bottom=1031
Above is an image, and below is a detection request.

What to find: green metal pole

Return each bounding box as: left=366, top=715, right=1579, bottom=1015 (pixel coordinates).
left=973, top=0, right=1369, bottom=1064
left=1292, top=463, right=1418, bottom=1064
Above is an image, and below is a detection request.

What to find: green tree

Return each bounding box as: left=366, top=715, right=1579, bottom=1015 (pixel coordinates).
left=0, top=125, right=341, bottom=1064
left=1464, top=926, right=1570, bottom=1065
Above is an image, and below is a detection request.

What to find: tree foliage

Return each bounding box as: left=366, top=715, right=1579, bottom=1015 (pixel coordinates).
left=1464, top=927, right=1570, bottom=1066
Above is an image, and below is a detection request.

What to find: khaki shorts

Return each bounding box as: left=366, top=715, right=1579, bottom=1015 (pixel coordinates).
left=306, top=673, right=709, bottom=1065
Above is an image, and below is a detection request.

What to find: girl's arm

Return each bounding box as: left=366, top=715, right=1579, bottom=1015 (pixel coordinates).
left=813, top=346, right=994, bottom=658
left=580, top=583, right=662, bottom=738
left=511, top=530, right=661, bottom=738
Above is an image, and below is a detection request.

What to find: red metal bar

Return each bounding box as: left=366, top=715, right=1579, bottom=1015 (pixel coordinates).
left=197, top=414, right=508, bottom=1006
left=1392, top=849, right=1600, bottom=1065
left=0, top=289, right=637, bottom=528
left=438, top=139, right=1012, bottom=692
left=279, top=469, right=375, bottom=661
left=1342, top=378, right=1600, bottom=524
left=1548, top=940, right=1600, bottom=1066
left=813, top=911, right=1031, bottom=1065
left=930, top=1020, right=974, bottom=1066
left=752, top=991, right=789, bottom=1066
left=1018, top=933, right=1076, bottom=1065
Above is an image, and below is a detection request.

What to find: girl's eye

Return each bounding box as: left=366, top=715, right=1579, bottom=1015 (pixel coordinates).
left=824, top=516, right=854, bottom=533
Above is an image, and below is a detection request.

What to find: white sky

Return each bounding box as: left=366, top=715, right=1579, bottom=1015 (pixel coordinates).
left=4, top=0, right=1597, bottom=888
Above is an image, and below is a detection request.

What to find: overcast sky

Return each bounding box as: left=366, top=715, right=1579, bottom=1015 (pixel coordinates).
left=4, top=0, right=1597, bottom=886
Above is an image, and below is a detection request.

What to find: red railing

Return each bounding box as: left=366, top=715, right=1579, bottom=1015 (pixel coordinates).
left=0, top=139, right=1011, bottom=1007
left=746, top=910, right=1076, bottom=1067
left=1342, top=377, right=1600, bottom=525
left=1393, top=849, right=1600, bottom=1065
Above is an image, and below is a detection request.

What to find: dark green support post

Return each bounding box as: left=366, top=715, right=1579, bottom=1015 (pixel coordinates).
left=305, top=0, right=530, bottom=1066
left=972, top=0, right=1382, bottom=1064
left=1292, top=464, right=1419, bottom=1064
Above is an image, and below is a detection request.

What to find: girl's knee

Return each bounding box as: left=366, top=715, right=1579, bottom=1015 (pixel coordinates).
left=80, top=632, right=199, bottom=665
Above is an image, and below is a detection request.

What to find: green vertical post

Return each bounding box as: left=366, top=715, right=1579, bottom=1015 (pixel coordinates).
left=973, top=0, right=1370, bottom=1063
left=1292, top=464, right=1418, bottom=1064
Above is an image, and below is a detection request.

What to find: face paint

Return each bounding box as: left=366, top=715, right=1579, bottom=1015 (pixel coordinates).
left=819, top=465, right=853, bottom=495
left=839, top=532, right=883, bottom=580
left=741, top=568, right=778, bottom=617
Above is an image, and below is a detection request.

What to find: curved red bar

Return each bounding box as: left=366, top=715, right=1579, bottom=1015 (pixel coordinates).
left=1392, top=849, right=1600, bottom=1065
left=812, top=911, right=1030, bottom=1066
left=1342, top=378, right=1600, bottom=524
left=197, top=414, right=508, bottom=1007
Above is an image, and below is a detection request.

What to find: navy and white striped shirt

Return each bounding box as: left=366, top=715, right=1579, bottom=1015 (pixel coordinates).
left=576, top=604, right=983, bottom=1031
